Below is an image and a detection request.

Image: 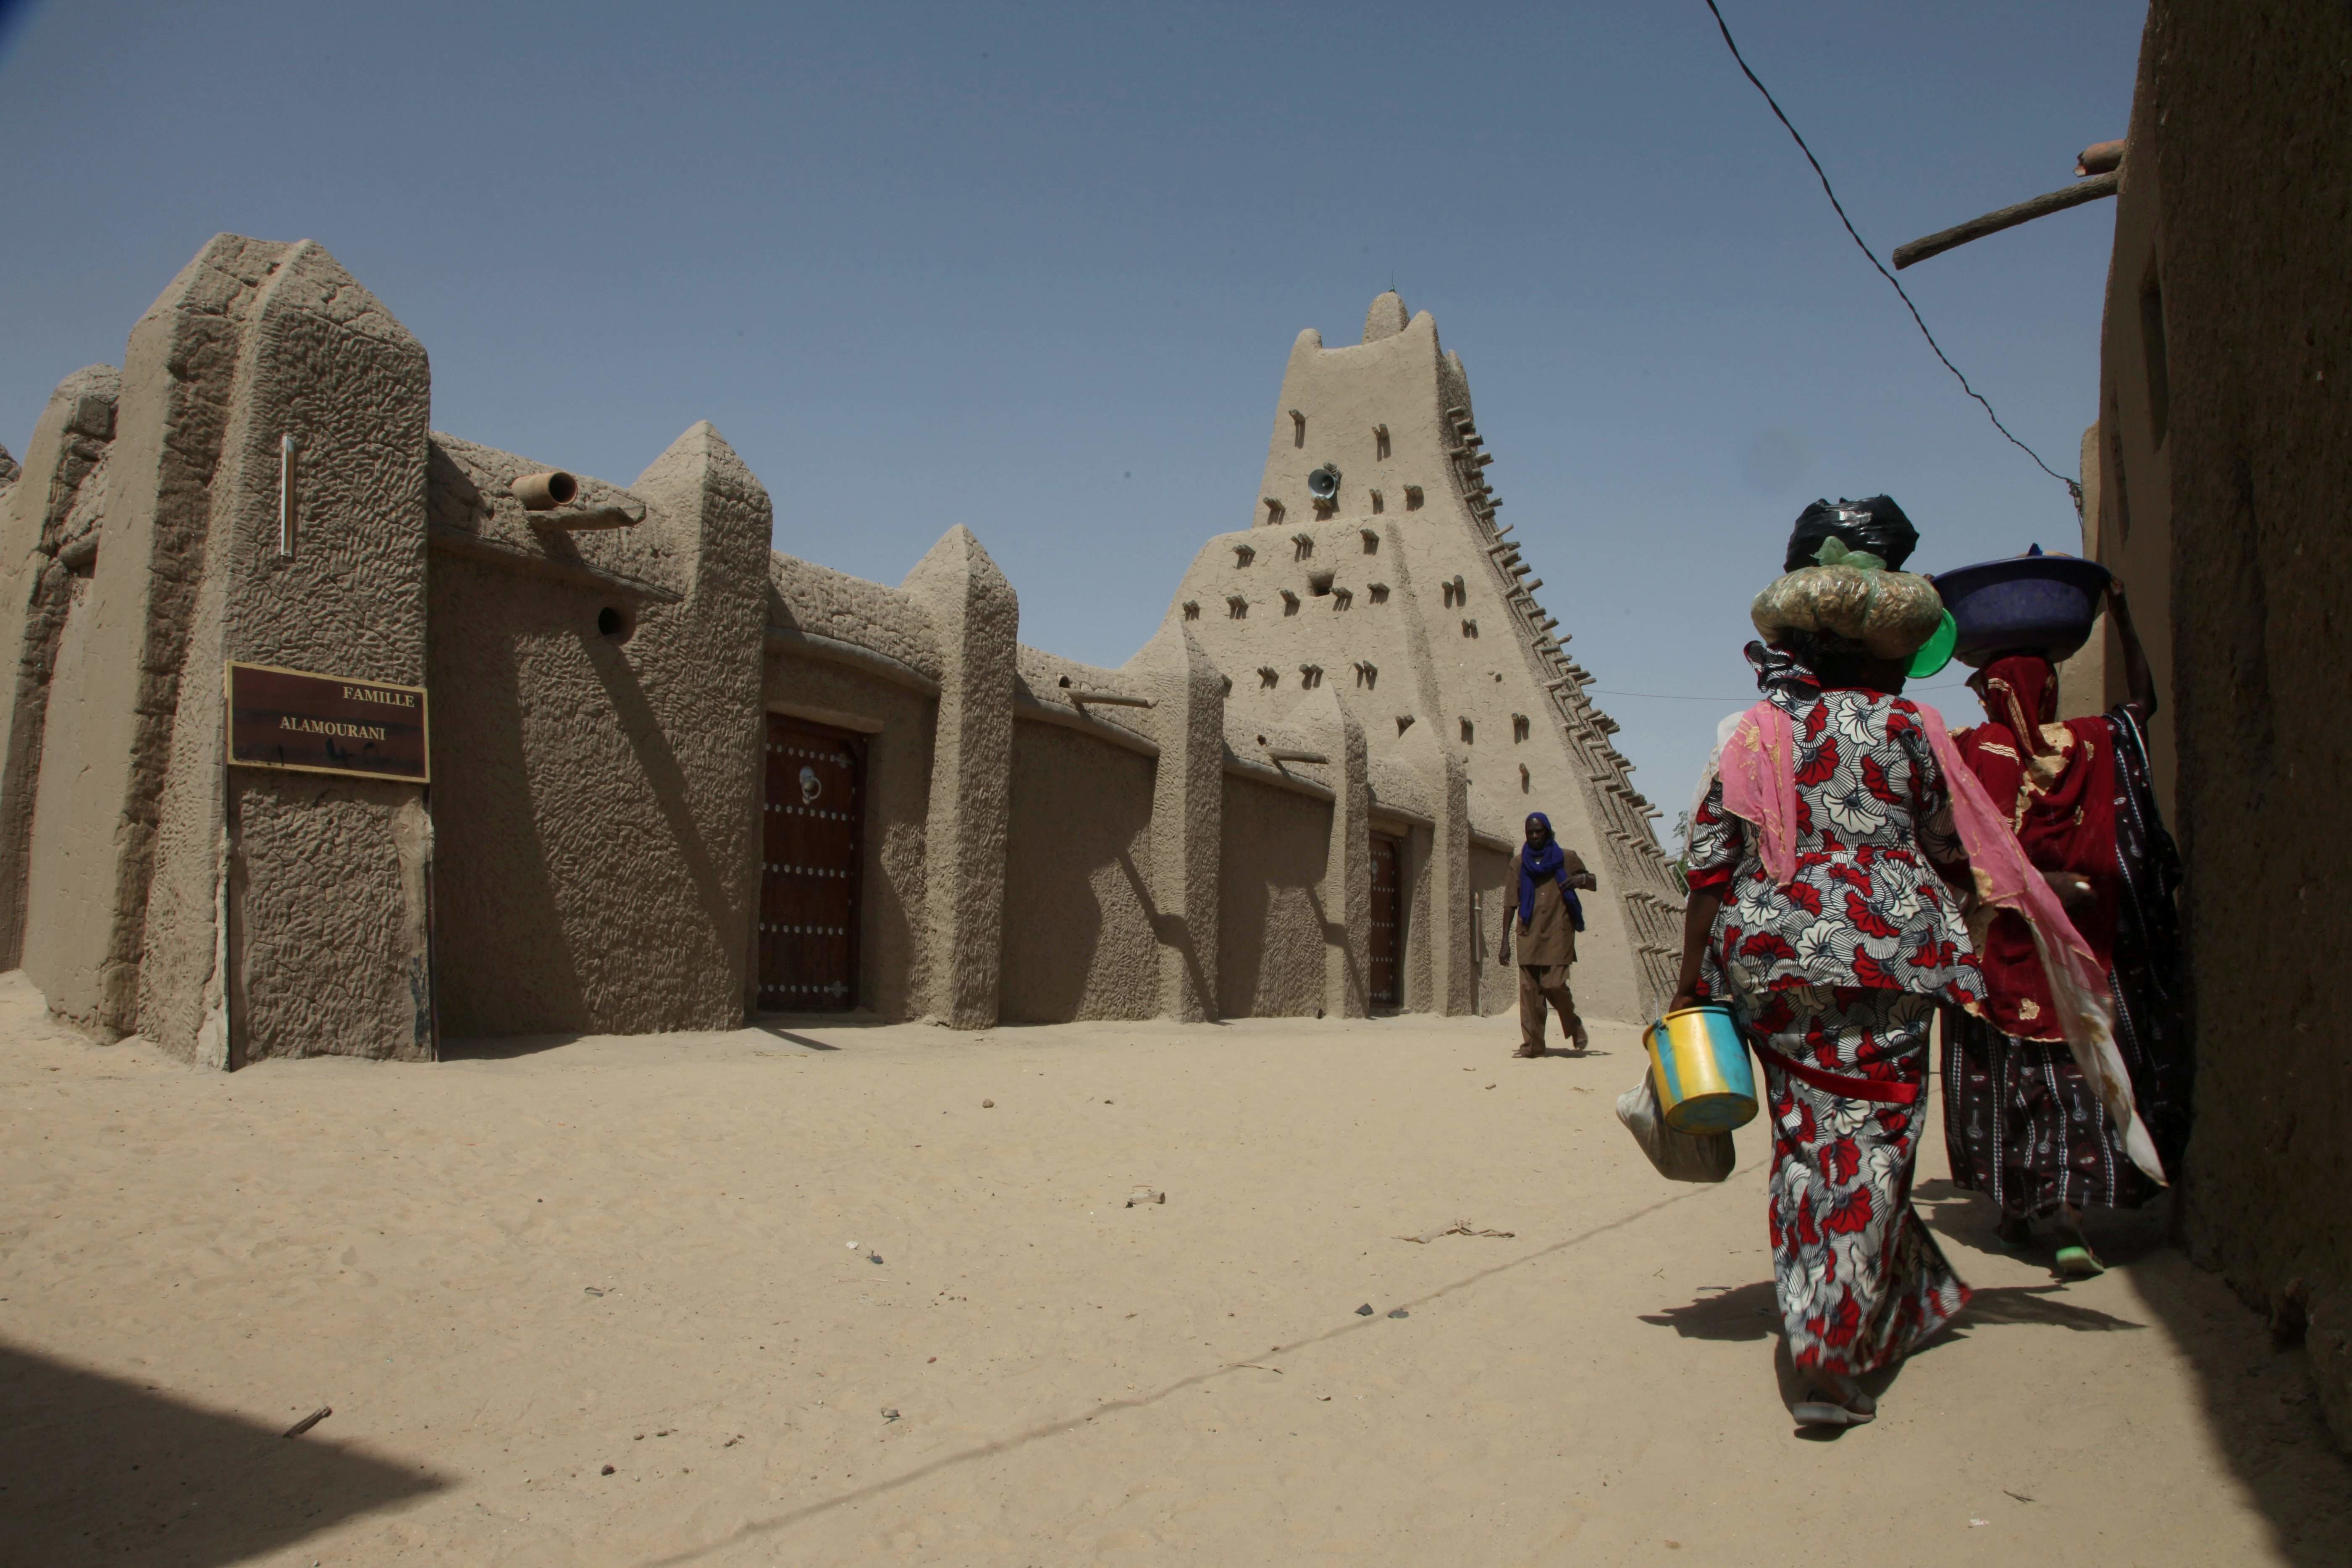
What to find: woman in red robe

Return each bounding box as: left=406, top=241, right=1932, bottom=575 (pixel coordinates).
left=1940, top=579, right=2192, bottom=1276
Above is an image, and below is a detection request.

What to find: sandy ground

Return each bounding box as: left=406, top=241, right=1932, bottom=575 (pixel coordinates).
left=3, top=973, right=2349, bottom=1568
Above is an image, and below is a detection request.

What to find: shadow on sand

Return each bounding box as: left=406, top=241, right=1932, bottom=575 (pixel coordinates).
left=1644, top=1188, right=2352, bottom=1557
left=0, top=1339, right=445, bottom=1567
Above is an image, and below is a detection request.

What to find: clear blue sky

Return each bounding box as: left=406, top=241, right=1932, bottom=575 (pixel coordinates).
left=0, top=0, right=2142, bottom=827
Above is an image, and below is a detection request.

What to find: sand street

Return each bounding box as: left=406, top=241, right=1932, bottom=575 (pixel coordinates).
left=2, top=973, right=2344, bottom=1566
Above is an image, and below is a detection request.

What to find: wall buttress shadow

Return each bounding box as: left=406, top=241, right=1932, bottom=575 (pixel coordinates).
left=0, top=1340, right=446, bottom=1566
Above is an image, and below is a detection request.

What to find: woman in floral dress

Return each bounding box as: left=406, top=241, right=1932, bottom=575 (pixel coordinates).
left=1671, top=498, right=1987, bottom=1428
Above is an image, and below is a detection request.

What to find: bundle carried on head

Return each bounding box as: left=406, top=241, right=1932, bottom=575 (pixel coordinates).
left=1751, top=495, right=1945, bottom=661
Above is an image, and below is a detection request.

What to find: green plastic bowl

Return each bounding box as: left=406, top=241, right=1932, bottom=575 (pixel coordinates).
left=1908, top=609, right=1958, bottom=679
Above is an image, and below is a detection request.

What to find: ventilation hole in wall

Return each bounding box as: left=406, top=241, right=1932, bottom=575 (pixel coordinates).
left=1396, top=714, right=1415, bottom=735
left=1290, top=409, right=1306, bottom=448
left=1368, top=583, right=1390, bottom=603
left=1281, top=589, right=1301, bottom=616
left=1228, top=595, right=1249, bottom=619
left=1520, top=763, right=1531, bottom=793
left=1360, top=527, right=1380, bottom=552
left=1182, top=600, right=1200, bottom=621
left=1513, top=713, right=1530, bottom=743
left=1307, top=570, right=1335, bottom=597
left=598, top=605, right=633, bottom=641
left=1461, top=619, right=1479, bottom=638
left=1331, top=587, right=1353, bottom=611
left=1404, top=485, right=1423, bottom=511
left=1374, top=424, right=1391, bottom=461
left=1460, top=718, right=1475, bottom=744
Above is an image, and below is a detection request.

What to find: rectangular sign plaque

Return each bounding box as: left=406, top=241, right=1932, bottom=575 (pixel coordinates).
left=226, top=661, right=430, bottom=783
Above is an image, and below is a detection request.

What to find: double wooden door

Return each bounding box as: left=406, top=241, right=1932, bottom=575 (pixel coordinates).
left=1369, top=833, right=1404, bottom=1009
left=758, top=715, right=864, bottom=1012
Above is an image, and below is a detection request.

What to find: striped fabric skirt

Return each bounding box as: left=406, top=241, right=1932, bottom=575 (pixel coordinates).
left=1941, top=1007, right=2159, bottom=1220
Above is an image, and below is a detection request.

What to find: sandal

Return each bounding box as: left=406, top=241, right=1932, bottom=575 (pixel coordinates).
left=2054, top=1240, right=2105, bottom=1279
left=1791, top=1390, right=1876, bottom=1429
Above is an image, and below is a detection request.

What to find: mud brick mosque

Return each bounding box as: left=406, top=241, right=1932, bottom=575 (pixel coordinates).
left=0, top=236, right=1680, bottom=1063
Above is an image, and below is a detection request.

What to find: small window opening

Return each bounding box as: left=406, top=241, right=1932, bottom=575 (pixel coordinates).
left=598, top=605, right=633, bottom=641
left=1263, top=498, right=1285, bottom=528
left=1403, top=485, right=1423, bottom=511
left=1460, top=718, right=1475, bottom=744
left=1183, top=600, right=1200, bottom=621
left=1512, top=713, right=1530, bottom=742
left=1374, top=424, right=1391, bottom=460
left=1280, top=589, right=1301, bottom=616
left=1360, top=527, right=1380, bottom=553
left=1227, top=595, right=1249, bottom=619
left=1290, top=409, right=1307, bottom=448
left=1300, top=664, right=1324, bottom=690
left=1235, top=543, right=1256, bottom=567
left=1368, top=583, right=1390, bottom=604
left=1308, top=570, right=1335, bottom=597
left=1331, top=587, right=1353, bottom=611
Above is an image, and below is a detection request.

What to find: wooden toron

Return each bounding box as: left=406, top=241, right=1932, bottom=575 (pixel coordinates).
left=226, top=662, right=429, bottom=783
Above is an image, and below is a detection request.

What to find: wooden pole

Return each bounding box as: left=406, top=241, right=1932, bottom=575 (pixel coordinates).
left=1892, top=172, right=2121, bottom=270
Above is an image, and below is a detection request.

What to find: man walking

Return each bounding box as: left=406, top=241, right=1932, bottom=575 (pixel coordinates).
left=1497, top=812, right=1596, bottom=1057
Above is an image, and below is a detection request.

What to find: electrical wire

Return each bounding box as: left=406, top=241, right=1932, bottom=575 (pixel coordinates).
left=1698, top=0, right=2084, bottom=508
left=1590, top=683, right=1974, bottom=702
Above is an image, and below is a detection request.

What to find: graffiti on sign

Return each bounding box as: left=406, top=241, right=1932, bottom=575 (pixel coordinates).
left=226, top=662, right=430, bottom=783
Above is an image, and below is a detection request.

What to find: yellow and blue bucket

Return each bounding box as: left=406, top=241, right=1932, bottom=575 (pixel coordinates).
left=1643, top=1004, right=1759, bottom=1134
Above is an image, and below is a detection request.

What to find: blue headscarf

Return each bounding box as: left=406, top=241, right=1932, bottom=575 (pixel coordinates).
left=1518, top=812, right=1585, bottom=931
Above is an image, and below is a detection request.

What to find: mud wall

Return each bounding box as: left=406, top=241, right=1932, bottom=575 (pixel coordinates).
left=998, top=721, right=1158, bottom=1023
left=2128, top=0, right=2352, bottom=1446
left=1216, top=774, right=1332, bottom=1018
left=425, top=427, right=769, bottom=1042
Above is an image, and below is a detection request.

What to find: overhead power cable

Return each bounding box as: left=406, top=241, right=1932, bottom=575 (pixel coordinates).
left=1698, top=0, right=2083, bottom=509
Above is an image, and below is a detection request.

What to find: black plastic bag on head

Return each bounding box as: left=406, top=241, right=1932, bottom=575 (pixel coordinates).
left=1783, top=495, right=1919, bottom=572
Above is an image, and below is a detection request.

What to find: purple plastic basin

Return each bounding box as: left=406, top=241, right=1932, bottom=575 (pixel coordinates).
left=1932, top=553, right=2113, bottom=666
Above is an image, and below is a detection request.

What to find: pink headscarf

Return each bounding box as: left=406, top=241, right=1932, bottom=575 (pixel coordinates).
left=1715, top=694, right=2163, bottom=1184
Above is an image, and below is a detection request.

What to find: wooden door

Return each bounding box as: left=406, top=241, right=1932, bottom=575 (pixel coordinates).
left=1369, top=833, right=1404, bottom=1009
left=758, top=715, right=864, bottom=1012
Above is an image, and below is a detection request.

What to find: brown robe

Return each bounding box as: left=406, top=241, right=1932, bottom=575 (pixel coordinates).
left=1503, top=848, right=1595, bottom=967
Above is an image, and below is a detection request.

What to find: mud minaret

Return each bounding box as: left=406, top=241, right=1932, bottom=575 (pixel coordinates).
left=1165, top=292, right=1682, bottom=1020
